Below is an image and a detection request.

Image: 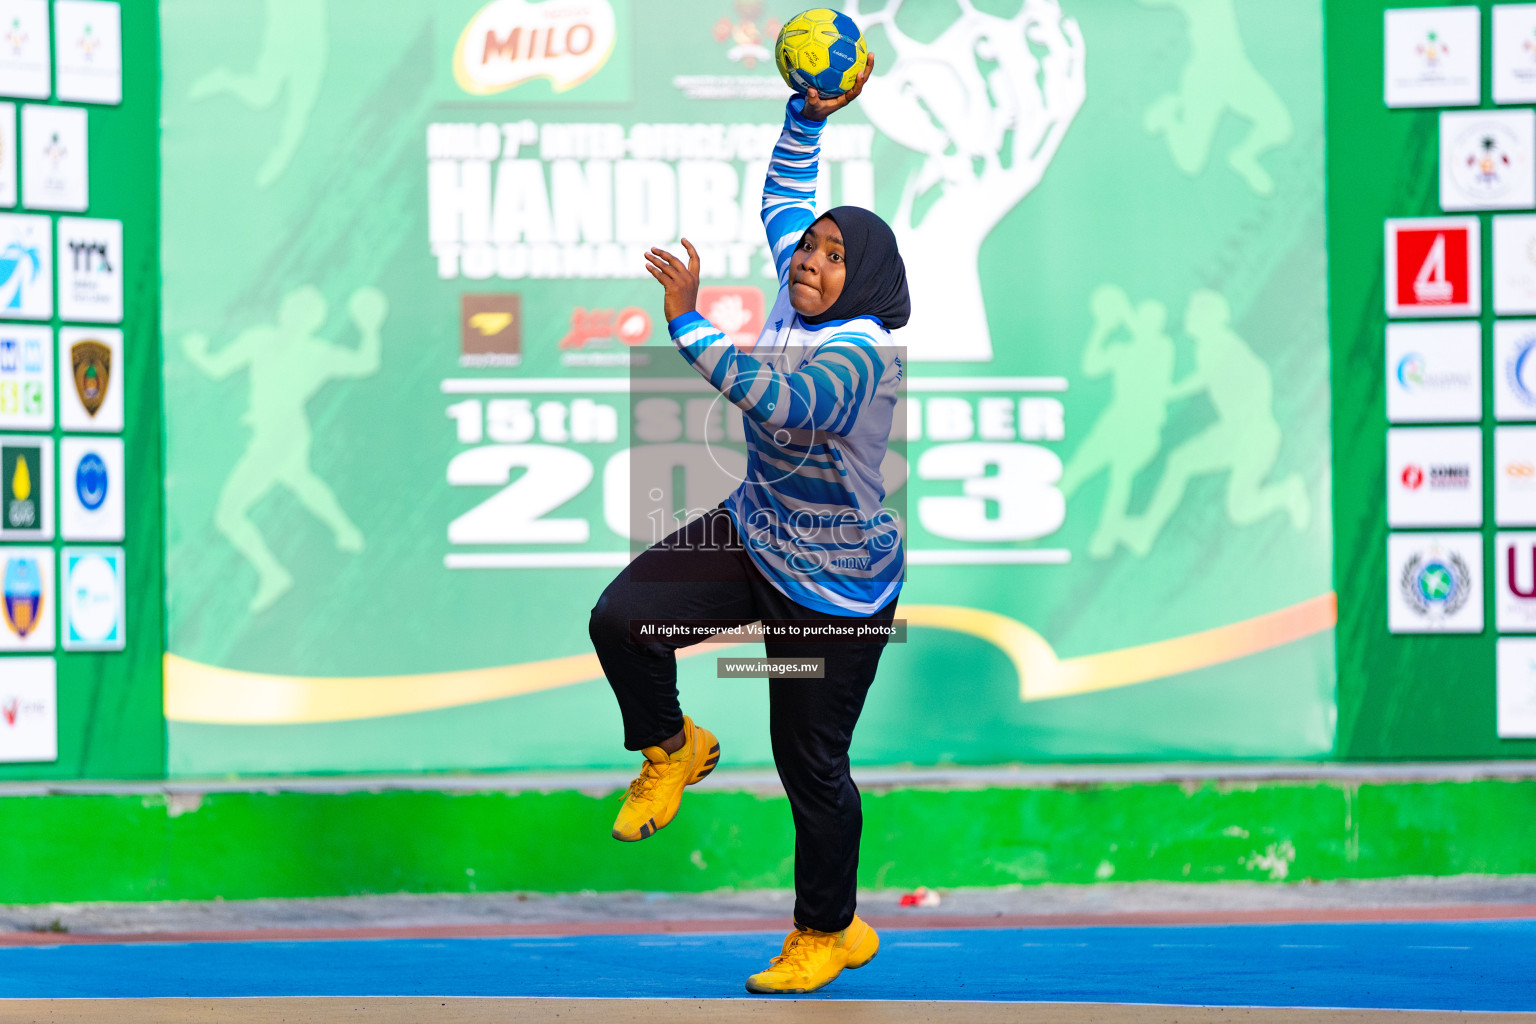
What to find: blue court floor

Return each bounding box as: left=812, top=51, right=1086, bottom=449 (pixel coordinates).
left=1, top=919, right=1533, bottom=1011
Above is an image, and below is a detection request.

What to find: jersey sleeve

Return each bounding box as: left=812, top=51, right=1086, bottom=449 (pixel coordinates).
left=761, top=96, right=826, bottom=287
left=668, top=311, right=884, bottom=436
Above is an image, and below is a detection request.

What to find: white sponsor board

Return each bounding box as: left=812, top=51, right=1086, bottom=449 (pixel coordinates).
left=1385, top=216, right=1481, bottom=317
left=1387, top=531, right=1483, bottom=633
left=1494, top=319, right=1536, bottom=420
left=1495, top=532, right=1536, bottom=632
left=1386, top=426, right=1482, bottom=527
left=1494, top=3, right=1536, bottom=104
left=1385, top=321, right=1481, bottom=422
left=1439, top=109, right=1536, bottom=211
left=61, top=545, right=123, bottom=650
left=21, top=103, right=87, bottom=211
left=58, top=327, right=122, bottom=432
left=0, top=213, right=51, bottom=319
left=54, top=0, right=121, bottom=105
left=1496, top=425, right=1536, bottom=526
left=1496, top=638, right=1536, bottom=737
left=57, top=217, right=123, bottom=323
left=0, top=543, right=52, bottom=650
left=60, top=435, right=122, bottom=541
left=0, top=432, right=50, bottom=540
left=0, top=101, right=14, bottom=207
left=1385, top=6, right=1481, bottom=107
left=0, top=324, right=49, bottom=431
left=1493, top=214, right=1536, bottom=314
left=0, top=0, right=51, bottom=99
left=0, top=656, right=55, bottom=762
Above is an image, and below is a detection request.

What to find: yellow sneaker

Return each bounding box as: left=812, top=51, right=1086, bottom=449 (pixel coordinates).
left=744, top=915, right=879, bottom=994
left=611, top=715, right=720, bottom=842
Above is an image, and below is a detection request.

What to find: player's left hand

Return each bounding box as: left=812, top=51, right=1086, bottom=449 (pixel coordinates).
left=801, top=51, right=876, bottom=121
left=645, top=238, right=700, bottom=323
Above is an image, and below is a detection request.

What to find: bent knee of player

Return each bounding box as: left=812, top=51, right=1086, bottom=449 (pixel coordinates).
left=588, top=589, right=628, bottom=651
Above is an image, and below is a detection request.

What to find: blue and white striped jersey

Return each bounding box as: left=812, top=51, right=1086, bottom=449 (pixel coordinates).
left=667, top=96, right=904, bottom=617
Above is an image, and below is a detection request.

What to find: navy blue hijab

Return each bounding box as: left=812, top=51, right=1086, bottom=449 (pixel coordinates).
left=799, top=206, right=910, bottom=330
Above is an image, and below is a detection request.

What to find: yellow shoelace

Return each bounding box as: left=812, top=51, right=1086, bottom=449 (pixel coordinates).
left=626, top=759, right=668, bottom=802
left=768, top=931, right=838, bottom=974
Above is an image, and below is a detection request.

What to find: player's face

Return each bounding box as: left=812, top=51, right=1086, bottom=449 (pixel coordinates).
left=789, top=217, right=846, bottom=316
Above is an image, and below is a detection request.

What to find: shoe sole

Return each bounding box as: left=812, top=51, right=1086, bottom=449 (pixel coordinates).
left=745, top=974, right=838, bottom=995
left=744, top=961, right=864, bottom=995
left=611, top=736, right=720, bottom=842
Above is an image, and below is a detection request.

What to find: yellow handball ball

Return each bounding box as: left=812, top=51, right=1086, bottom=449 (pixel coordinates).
left=775, top=8, right=868, bottom=98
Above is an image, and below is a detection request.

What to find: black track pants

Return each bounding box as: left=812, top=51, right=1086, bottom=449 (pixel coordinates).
left=587, top=506, right=897, bottom=933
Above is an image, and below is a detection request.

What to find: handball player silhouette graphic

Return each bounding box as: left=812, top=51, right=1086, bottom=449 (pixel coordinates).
left=181, top=285, right=385, bottom=613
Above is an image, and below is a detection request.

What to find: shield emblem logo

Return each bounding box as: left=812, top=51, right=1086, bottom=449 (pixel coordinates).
left=71, top=340, right=111, bottom=416
left=2, top=555, right=42, bottom=638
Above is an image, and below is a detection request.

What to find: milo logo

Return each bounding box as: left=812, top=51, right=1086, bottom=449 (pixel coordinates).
left=454, top=0, right=616, bottom=96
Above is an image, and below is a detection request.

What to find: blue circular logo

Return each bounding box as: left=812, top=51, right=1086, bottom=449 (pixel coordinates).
left=75, top=452, right=107, bottom=511
left=1397, top=353, right=1426, bottom=390
left=1509, top=335, right=1536, bottom=407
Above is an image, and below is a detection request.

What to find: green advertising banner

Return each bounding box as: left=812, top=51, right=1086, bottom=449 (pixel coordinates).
left=160, top=0, right=1335, bottom=775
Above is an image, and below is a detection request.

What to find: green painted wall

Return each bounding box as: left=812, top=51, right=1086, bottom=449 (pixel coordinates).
left=1, top=776, right=1532, bottom=903
left=1326, top=0, right=1536, bottom=759
left=0, top=0, right=165, bottom=781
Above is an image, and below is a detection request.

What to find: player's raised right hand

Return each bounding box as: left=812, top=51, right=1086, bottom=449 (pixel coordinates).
left=801, top=52, right=875, bottom=122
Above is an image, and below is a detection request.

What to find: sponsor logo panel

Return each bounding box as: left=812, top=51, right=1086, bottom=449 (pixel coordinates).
left=460, top=292, right=522, bottom=367
left=558, top=304, right=652, bottom=367
left=1493, top=4, right=1536, bottom=105
left=1496, top=638, right=1536, bottom=737
left=453, top=0, right=620, bottom=98
left=0, top=656, right=55, bottom=763
left=1496, top=425, right=1536, bottom=526
left=1439, top=109, right=1536, bottom=211
left=0, top=212, right=51, bottom=319
left=1385, top=217, right=1481, bottom=317
left=57, top=216, right=122, bottom=323
left=58, top=326, right=121, bottom=432
left=1495, top=532, right=1536, bottom=632
left=1495, top=319, right=1536, bottom=420
left=61, top=545, right=123, bottom=651
left=1493, top=214, right=1536, bottom=315
left=0, top=543, right=53, bottom=650
left=0, top=100, right=14, bottom=208
left=0, top=324, right=51, bottom=430
left=1384, top=6, right=1481, bottom=108
left=53, top=0, right=122, bottom=106
left=1385, top=320, right=1480, bottom=422
left=1386, top=426, right=1482, bottom=527
left=60, top=435, right=122, bottom=541
left=20, top=103, right=87, bottom=212
left=0, top=0, right=51, bottom=100
left=1387, top=531, right=1483, bottom=633
left=697, top=285, right=767, bottom=352
left=0, top=433, right=50, bottom=540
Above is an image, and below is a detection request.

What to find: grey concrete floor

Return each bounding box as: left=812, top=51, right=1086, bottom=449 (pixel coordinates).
left=2, top=875, right=1532, bottom=936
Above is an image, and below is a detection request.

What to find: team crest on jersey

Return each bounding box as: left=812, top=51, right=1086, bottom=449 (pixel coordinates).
left=71, top=339, right=110, bottom=416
